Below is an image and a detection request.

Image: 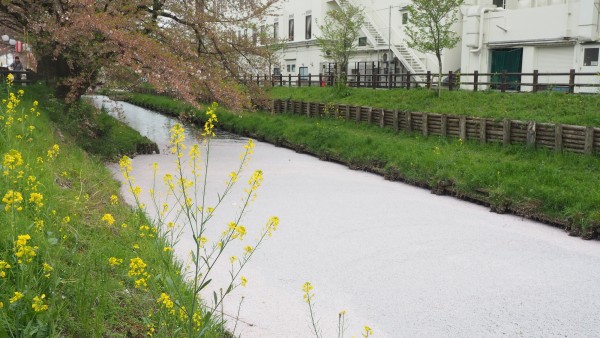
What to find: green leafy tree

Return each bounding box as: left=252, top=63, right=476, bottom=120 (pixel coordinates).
left=316, top=3, right=365, bottom=91
left=405, top=0, right=463, bottom=96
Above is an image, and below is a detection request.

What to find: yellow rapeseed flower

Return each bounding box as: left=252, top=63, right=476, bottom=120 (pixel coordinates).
left=29, top=192, right=44, bottom=208
left=157, top=293, right=175, bottom=313
left=32, top=294, right=49, bottom=312
left=302, top=282, right=314, bottom=303
left=3, top=190, right=24, bottom=211
left=3, top=149, right=23, bottom=169
left=128, top=257, right=147, bottom=277
left=110, top=195, right=119, bottom=205
left=9, top=291, right=24, bottom=303
left=34, top=218, right=45, bottom=231
left=101, top=213, right=115, bottom=225
left=43, top=262, right=53, bottom=278
left=0, top=260, right=11, bottom=278
left=241, top=276, right=248, bottom=287
left=362, top=325, right=374, bottom=337
left=108, top=257, right=123, bottom=266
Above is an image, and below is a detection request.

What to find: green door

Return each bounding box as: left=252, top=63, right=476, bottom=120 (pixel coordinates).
left=490, top=48, right=523, bottom=90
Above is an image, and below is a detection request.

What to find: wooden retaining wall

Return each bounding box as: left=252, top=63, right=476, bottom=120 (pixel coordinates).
left=272, top=99, right=600, bottom=155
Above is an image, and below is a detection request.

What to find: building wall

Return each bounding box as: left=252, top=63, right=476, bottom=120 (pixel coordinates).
left=461, top=0, right=600, bottom=91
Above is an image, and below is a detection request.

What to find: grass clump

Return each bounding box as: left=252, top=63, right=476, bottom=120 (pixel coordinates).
left=268, top=87, right=600, bottom=126
left=122, top=92, right=600, bottom=237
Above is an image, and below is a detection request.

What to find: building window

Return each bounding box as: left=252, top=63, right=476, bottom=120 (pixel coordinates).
left=299, top=66, right=308, bottom=80
left=273, top=67, right=281, bottom=75
left=583, top=48, right=599, bottom=66
left=493, top=0, right=506, bottom=8
left=358, top=37, right=367, bottom=46
left=402, top=12, right=408, bottom=25
left=305, top=15, right=312, bottom=40
left=274, top=22, right=279, bottom=40
left=289, top=18, right=294, bottom=41
left=286, top=64, right=296, bottom=73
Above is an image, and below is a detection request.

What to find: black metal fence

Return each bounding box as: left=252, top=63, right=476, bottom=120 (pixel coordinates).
left=245, top=69, right=600, bottom=93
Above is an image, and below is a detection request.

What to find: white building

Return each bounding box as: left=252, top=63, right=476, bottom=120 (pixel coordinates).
left=462, top=0, right=600, bottom=92
left=264, top=0, right=600, bottom=91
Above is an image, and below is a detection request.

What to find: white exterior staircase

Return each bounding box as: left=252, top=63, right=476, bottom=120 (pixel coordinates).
left=335, top=0, right=428, bottom=84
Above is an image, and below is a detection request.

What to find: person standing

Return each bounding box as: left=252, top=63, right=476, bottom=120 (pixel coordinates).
left=9, top=56, right=23, bottom=80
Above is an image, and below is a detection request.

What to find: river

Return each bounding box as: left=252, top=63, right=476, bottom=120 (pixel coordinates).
left=90, top=95, right=600, bottom=337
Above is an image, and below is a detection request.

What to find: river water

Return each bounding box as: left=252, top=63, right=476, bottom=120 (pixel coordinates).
left=90, top=96, right=600, bottom=337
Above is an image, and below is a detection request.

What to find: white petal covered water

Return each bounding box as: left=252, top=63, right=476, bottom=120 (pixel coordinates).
left=90, top=96, right=600, bottom=337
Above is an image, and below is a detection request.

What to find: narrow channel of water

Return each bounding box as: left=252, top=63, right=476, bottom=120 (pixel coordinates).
left=91, top=95, right=600, bottom=337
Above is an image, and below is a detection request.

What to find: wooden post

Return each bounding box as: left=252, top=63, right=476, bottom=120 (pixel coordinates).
left=306, top=102, right=311, bottom=117
left=448, top=71, right=454, bottom=91
left=256, top=74, right=260, bottom=86
left=271, top=99, right=276, bottom=114
left=555, top=124, right=563, bottom=152
left=380, top=109, right=385, bottom=128
left=393, top=110, right=399, bottom=133
left=422, top=113, right=429, bottom=137
left=284, top=100, right=288, bottom=113
left=288, top=74, right=291, bottom=87
left=459, top=116, right=467, bottom=141
left=532, top=70, right=539, bottom=93
left=334, top=104, right=340, bottom=119
left=367, top=107, right=373, bottom=124
left=279, top=74, right=283, bottom=87
left=584, top=126, right=594, bottom=154
left=319, top=73, right=322, bottom=87
left=501, top=70, right=507, bottom=93
left=346, top=105, right=350, bottom=121
left=297, top=73, right=301, bottom=87
left=473, top=71, right=479, bottom=92
left=441, top=115, right=447, bottom=138
left=372, top=73, right=376, bottom=89
left=271, top=74, right=275, bottom=87
left=355, top=106, right=361, bottom=122
left=503, top=119, right=511, bottom=146
left=308, top=74, right=312, bottom=87
left=479, top=119, right=486, bottom=144
left=426, top=71, right=431, bottom=89
left=406, top=71, right=411, bottom=90
left=526, top=121, right=536, bottom=148
left=357, top=70, right=361, bottom=87
left=568, top=69, right=575, bottom=94
left=406, top=112, right=412, bottom=132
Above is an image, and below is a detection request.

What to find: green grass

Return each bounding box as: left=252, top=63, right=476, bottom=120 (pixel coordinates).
left=0, top=85, right=227, bottom=336
left=268, top=86, right=600, bottom=126
left=123, top=92, right=600, bottom=238
left=25, top=85, right=157, bottom=161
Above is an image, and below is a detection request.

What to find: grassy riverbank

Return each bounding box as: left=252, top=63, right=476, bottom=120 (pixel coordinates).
left=0, top=84, right=226, bottom=336
left=123, top=92, right=600, bottom=238
left=269, top=87, right=600, bottom=126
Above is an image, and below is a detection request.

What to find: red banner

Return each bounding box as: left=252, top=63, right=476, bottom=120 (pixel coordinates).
left=15, top=41, right=22, bottom=53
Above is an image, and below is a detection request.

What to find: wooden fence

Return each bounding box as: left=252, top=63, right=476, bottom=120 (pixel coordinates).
left=248, top=69, right=600, bottom=93
left=272, top=99, right=600, bottom=155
